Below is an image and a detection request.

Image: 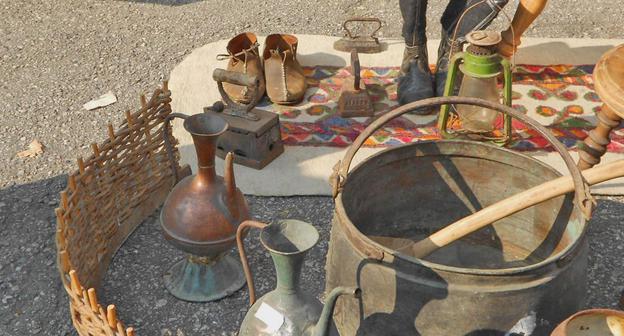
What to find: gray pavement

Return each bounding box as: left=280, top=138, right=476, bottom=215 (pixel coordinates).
left=1, top=0, right=623, bottom=335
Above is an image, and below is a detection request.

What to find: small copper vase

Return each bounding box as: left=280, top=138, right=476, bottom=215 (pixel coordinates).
left=161, top=113, right=249, bottom=302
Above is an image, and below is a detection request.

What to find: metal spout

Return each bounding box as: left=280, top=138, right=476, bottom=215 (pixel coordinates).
left=224, top=152, right=236, bottom=194
left=312, top=287, right=360, bottom=336
left=223, top=152, right=238, bottom=218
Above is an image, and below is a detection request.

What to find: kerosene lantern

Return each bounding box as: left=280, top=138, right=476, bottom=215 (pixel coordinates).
left=437, top=30, right=513, bottom=144
left=160, top=111, right=249, bottom=302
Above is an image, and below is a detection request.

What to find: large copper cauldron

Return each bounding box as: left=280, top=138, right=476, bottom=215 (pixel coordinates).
left=161, top=112, right=249, bottom=302
left=326, top=97, right=593, bottom=335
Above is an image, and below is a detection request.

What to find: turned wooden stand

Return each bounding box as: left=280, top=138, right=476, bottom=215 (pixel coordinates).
left=578, top=45, right=624, bottom=170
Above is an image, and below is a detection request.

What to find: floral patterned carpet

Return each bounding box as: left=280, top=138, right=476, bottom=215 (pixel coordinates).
left=259, top=64, right=623, bottom=153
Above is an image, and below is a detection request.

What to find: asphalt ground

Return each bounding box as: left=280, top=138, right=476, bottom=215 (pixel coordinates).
left=1, top=0, right=623, bottom=335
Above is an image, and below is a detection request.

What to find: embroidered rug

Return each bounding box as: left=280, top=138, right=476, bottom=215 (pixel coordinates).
left=169, top=36, right=624, bottom=195
left=261, top=64, right=623, bottom=152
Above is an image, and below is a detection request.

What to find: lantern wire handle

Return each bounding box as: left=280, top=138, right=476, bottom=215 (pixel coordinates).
left=444, top=1, right=516, bottom=140
left=450, top=0, right=516, bottom=68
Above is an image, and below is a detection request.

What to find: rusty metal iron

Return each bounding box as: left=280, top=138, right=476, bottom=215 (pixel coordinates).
left=337, top=50, right=374, bottom=118
left=236, top=220, right=359, bottom=336
left=161, top=112, right=249, bottom=302
left=334, top=17, right=386, bottom=54
left=325, top=96, right=593, bottom=335
left=205, top=68, right=284, bottom=169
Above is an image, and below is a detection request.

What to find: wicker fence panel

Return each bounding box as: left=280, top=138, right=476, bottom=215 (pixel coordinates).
left=55, top=82, right=180, bottom=335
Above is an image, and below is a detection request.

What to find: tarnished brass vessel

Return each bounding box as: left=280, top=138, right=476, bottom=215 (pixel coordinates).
left=161, top=112, right=249, bottom=302
left=236, top=219, right=359, bottom=336
left=327, top=97, right=593, bottom=335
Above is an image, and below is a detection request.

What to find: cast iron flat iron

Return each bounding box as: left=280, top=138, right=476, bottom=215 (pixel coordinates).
left=204, top=69, right=284, bottom=169
left=334, top=17, right=386, bottom=54
left=337, top=50, right=374, bottom=118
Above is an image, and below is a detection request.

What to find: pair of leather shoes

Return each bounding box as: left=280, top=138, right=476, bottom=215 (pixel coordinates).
left=397, top=32, right=462, bottom=112
left=218, top=33, right=307, bottom=105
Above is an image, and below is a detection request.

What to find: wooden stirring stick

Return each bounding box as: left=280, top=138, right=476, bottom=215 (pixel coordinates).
left=403, top=160, right=624, bottom=259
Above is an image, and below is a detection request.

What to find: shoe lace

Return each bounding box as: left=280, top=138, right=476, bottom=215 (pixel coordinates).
left=269, top=45, right=297, bottom=62
left=216, top=42, right=260, bottom=64
left=438, top=39, right=463, bottom=67
left=405, top=45, right=425, bottom=61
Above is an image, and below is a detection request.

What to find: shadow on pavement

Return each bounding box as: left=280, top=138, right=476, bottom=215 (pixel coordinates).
left=0, top=170, right=623, bottom=335
left=0, top=175, right=77, bottom=335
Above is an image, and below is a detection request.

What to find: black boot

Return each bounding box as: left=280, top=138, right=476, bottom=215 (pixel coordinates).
left=434, top=31, right=463, bottom=97
left=397, top=44, right=434, bottom=110
left=435, top=0, right=510, bottom=96
left=398, top=0, right=434, bottom=111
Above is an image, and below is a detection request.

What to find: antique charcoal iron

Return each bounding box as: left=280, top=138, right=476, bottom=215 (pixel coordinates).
left=334, top=17, right=386, bottom=54
left=204, top=68, right=284, bottom=169
left=161, top=112, right=249, bottom=302
left=337, top=49, right=374, bottom=118
left=236, top=219, right=359, bottom=336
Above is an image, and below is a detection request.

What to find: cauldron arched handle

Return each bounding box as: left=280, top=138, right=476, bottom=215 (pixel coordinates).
left=330, top=96, right=595, bottom=219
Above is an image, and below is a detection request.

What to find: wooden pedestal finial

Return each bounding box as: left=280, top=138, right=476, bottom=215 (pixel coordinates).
left=578, top=44, right=624, bottom=170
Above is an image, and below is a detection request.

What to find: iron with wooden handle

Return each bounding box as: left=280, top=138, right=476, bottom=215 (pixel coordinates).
left=337, top=49, right=374, bottom=118
left=404, top=159, right=624, bottom=259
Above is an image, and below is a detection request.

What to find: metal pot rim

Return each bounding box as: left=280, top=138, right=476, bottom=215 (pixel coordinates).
left=334, top=139, right=588, bottom=276
left=259, top=219, right=320, bottom=256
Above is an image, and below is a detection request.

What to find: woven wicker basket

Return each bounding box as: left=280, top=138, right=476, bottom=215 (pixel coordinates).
left=55, top=82, right=183, bottom=335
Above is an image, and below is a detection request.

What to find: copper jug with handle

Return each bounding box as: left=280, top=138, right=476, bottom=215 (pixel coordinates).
left=161, top=109, right=249, bottom=302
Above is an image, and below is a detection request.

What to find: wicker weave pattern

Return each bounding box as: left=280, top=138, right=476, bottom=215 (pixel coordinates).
left=55, top=82, right=179, bottom=335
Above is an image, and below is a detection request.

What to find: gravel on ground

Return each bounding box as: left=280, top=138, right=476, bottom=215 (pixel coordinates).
left=1, top=0, right=623, bottom=335
left=1, top=0, right=622, bottom=188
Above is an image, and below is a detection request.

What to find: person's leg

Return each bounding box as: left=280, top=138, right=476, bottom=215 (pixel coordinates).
left=440, top=0, right=468, bottom=32
left=397, top=0, right=434, bottom=109
left=435, top=0, right=510, bottom=96
left=443, top=0, right=510, bottom=42
left=400, top=0, right=428, bottom=49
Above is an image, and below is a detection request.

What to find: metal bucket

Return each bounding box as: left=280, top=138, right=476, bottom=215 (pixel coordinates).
left=326, top=97, right=594, bottom=335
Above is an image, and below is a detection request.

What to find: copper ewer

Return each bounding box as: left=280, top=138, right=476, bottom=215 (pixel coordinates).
left=161, top=112, right=249, bottom=302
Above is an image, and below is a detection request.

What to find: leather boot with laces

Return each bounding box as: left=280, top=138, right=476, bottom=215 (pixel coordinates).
left=435, top=31, right=463, bottom=97
left=397, top=43, right=434, bottom=111
left=217, top=32, right=265, bottom=104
